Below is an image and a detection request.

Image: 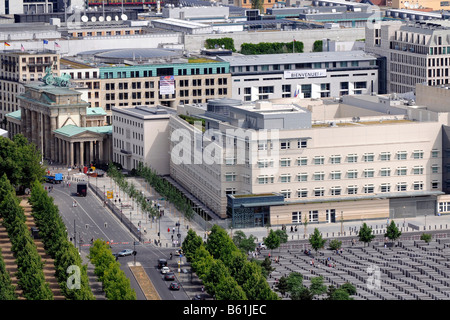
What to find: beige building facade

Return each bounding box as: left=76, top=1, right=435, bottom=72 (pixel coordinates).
left=0, top=50, right=59, bottom=126
left=170, top=95, right=446, bottom=226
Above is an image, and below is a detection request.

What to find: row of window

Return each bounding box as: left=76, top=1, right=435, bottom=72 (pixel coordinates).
left=279, top=180, right=438, bottom=199
left=264, top=149, right=436, bottom=162
left=263, top=166, right=435, bottom=183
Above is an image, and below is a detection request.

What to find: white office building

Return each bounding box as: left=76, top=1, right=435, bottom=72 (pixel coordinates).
left=217, top=50, right=380, bottom=102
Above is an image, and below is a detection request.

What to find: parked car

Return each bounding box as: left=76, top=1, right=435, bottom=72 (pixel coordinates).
left=169, top=282, right=180, bottom=290
left=158, top=259, right=167, bottom=269
left=164, top=272, right=175, bottom=281
left=259, top=242, right=267, bottom=249
left=117, top=249, right=133, bottom=257
left=192, top=294, right=205, bottom=300
left=161, top=266, right=171, bottom=274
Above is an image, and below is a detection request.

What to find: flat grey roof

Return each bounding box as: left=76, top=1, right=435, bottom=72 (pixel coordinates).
left=112, top=105, right=175, bottom=120
left=218, top=50, right=377, bottom=66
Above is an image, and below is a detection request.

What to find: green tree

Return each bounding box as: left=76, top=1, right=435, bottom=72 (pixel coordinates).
left=276, top=276, right=289, bottom=295
left=309, top=276, right=327, bottom=296
left=182, top=229, right=203, bottom=262
left=340, top=282, right=357, bottom=296
left=286, top=272, right=303, bottom=293
left=329, top=239, right=342, bottom=251
left=330, top=288, right=353, bottom=300
left=263, top=229, right=281, bottom=252
left=205, top=38, right=236, bottom=52
left=358, top=223, right=375, bottom=247
left=214, top=275, right=247, bottom=300
left=420, top=233, right=432, bottom=243
left=0, top=250, right=17, bottom=300
left=385, top=220, right=402, bottom=243
left=291, top=286, right=313, bottom=300
left=309, top=228, right=326, bottom=255
left=206, top=225, right=237, bottom=266
left=232, top=230, right=257, bottom=253
left=313, top=40, right=323, bottom=52
left=274, top=229, right=288, bottom=244
left=259, top=256, right=275, bottom=278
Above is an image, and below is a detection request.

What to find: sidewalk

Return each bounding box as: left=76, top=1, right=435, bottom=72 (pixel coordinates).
left=46, top=164, right=450, bottom=245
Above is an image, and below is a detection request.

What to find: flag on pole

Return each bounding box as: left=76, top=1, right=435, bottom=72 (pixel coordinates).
left=54, top=42, right=61, bottom=48
left=43, top=39, right=49, bottom=44
left=4, top=42, right=10, bottom=47
left=21, top=44, right=25, bottom=52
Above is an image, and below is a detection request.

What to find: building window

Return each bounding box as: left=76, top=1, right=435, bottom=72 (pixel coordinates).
left=314, top=187, right=325, bottom=197
left=297, top=189, right=308, bottom=198
left=381, top=168, right=391, bottom=177
left=313, top=156, right=324, bottom=165
left=347, top=185, right=358, bottom=195
left=297, top=173, right=308, bottom=182
left=281, top=189, right=291, bottom=199
left=331, top=186, right=341, bottom=196
left=280, top=140, right=291, bottom=150
left=309, top=210, right=319, bottom=222
left=432, top=164, right=439, bottom=174
left=413, top=150, right=424, bottom=159
left=413, top=166, right=424, bottom=175
left=397, top=167, right=407, bottom=176
left=347, top=169, right=358, bottom=179
left=397, top=151, right=407, bottom=160
left=380, top=152, right=391, bottom=161
left=298, top=139, right=307, bottom=148
left=413, top=181, right=423, bottom=191
left=431, top=149, right=439, bottom=158
left=258, top=175, right=274, bottom=184
left=292, top=211, right=302, bottom=224
left=347, top=154, right=358, bottom=163
left=225, top=172, right=236, bottom=182
left=432, top=180, right=439, bottom=189
left=280, top=174, right=291, bottom=183
left=331, top=171, right=341, bottom=180
left=364, top=184, right=374, bottom=194
left=363, top=153, right=374, bottom=162
left=331, top=155, right=341, bottom=164
left=364, top=169, right=375, bottom=178
left=380, top=183, right=390, bottom=193
left=297, top=157, right=308, bottom=166
left=280, top=158, right=291, bottom=167
left=397, top=182, right=407, bottom=192
left=258, top=159, right=273, bottom=168
left=313, top=172, right=325, bottom=181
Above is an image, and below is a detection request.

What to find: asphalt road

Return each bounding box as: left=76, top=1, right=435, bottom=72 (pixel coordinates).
left=47, top=181, right=190, bottom=300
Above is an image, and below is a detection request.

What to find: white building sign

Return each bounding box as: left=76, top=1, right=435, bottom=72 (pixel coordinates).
left=284, top=69, right=327, bottom=79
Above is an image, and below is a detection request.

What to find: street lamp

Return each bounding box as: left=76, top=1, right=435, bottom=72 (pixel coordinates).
left=425, top=214, right=427, bottom=231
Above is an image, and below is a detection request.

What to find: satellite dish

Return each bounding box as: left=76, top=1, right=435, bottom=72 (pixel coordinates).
left=115, top=15, right=119, bottom=21
left=121, top=14, right=128, bottom=21
left=91, top=16, right=97, bottom=22
left=98, top=16, right=104, bottom=22
left=106, top=16, right=111, bottom=21
left=81, top=15, right=88, bottom=22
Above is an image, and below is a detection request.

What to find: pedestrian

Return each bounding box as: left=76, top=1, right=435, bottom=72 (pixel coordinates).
left=173, top=227, right=175, bottom=234
left=201, top=286, right=204, bottom=293
left=144, top=227, right=147, bottom=234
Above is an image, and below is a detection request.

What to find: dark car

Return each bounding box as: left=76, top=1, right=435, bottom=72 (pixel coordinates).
left=158, top=258, right=167, bottom=269
left=169, top=282, right=180, bottom=290
left=192, top=294, right=205, bottom=300
left=164, top=272, right=175, bottom=281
